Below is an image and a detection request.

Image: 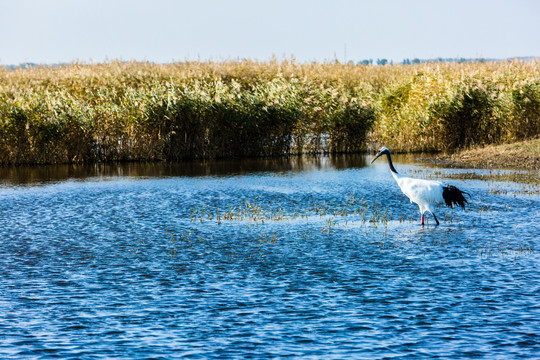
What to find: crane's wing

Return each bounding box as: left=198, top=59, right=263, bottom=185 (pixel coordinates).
left=396, top=177, right=444, bottom=204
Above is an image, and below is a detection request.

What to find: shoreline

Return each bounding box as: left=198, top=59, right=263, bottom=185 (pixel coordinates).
left=1, top=140, right=538, bottom=170
left=436, top=138, right=540, bottom=170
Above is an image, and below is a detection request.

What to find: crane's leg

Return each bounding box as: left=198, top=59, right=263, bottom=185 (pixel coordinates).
left=432, top=213, right=440, bottom=226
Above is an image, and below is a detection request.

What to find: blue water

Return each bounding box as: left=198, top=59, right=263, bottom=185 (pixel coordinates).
left=0, top=156, right=538, bottom=358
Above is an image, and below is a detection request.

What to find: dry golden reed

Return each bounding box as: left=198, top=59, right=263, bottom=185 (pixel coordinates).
left=0, top=59, right=538, bottom=164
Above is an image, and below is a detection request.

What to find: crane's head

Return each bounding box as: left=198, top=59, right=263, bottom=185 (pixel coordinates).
left=370, top=146, right=390, bottom=164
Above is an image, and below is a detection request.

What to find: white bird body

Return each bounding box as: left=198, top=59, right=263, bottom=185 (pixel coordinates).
left=392, top=172, right=444, bottom=216
left=372, top=147, right=470, bottom=226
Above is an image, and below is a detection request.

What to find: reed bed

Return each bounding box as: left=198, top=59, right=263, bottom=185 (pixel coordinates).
left=1, top=60, right=539, bottom=164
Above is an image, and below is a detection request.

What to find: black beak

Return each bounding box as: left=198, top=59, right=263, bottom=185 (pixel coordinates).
left=371, top=152, right=382, bottom=164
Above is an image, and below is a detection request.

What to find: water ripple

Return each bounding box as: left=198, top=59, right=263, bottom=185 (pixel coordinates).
left=0, top=158, right=539, bottom=358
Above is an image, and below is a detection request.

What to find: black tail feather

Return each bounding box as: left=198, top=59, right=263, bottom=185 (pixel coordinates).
left=442, top=185, right=470, bottom=209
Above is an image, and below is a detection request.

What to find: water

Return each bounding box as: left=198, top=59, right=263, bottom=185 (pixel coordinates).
left=0, top=155, right=538, bottom=359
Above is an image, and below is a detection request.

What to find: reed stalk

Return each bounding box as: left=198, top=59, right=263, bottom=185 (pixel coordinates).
left=1, top=60, right=538, bottom=164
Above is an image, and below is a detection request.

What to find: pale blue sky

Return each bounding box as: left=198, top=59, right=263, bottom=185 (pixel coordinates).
left=1, top=0, right=539, bottom=65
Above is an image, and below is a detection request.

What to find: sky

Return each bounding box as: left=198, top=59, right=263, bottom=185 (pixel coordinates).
left=1, top=0, right=539, bottom=65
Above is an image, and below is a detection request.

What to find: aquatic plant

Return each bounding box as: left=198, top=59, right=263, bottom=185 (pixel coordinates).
left=1, top=59, right=539, bottom=164
left=371, top=60, right=540, bottom=151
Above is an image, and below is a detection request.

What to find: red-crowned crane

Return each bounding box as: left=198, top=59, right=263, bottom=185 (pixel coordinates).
left=371, top=146, right=470, bottom=226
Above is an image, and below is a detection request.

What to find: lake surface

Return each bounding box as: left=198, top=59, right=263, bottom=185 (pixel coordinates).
left=0, top=155, right=538, bottom=359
